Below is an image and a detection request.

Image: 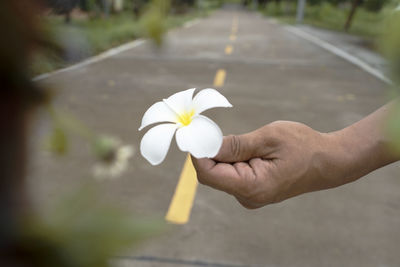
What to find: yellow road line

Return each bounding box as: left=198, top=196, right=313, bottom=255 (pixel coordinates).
left=214, top=69, right=226, bottom=87
left=232, top=16, right=238, bottom=34
left=232, top=16, right=238, bottom=26
left=225, top=45, right=233, bottom=55
left=165, top=19, right=231, bottom=225
left=165, top=155, right=198, bottom=224
left=231, top=27, right=238, bottom=35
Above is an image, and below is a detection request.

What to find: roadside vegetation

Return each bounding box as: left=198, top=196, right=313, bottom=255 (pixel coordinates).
left=256, top=0, right=400, bottom=47
left=32, top=0, right=222, bottom=76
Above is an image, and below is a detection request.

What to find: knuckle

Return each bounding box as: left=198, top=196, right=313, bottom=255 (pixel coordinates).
left=230, top=135, right=242, bottom=159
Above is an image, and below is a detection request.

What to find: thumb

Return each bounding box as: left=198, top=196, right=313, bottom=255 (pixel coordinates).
left=214, top=133, right=262, bottom=163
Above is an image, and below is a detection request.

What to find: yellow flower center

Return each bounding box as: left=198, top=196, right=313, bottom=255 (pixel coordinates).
left=177, top=110, right=195, bottom=126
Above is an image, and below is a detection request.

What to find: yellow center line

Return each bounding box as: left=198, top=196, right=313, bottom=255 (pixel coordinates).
left=214, top=69, right=226, bottom=87
left=166, top=20, right=231, bottom=225
left=225, top=45, right=233, bottom=55
left=231, top=16, right=238, bottom=38
left=165, top=155, right=198, bottom=224
left=232, top=16, right=238, bottom=27
left=165, top=68, right=227, bottom=224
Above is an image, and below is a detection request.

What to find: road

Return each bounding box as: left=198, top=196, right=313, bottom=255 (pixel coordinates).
left=30, top=5, right=400, bottom=267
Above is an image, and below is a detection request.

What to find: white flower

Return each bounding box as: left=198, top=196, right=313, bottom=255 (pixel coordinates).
left=92, top=136, right=134, bottom=179
left=139, top=88, right=232, bottom=165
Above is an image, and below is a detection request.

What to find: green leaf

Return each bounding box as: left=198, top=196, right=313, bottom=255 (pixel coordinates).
left=48, top=126, right=68, bottom=155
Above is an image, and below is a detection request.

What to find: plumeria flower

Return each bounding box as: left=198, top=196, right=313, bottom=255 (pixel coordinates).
left=92, top=136, right=134, bottom=179
left=139, top=88, right=232, bottom=165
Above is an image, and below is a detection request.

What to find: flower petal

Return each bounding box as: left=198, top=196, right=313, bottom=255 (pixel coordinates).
left=192, top=88, right=232, bottom=114
left=140, top=123, right=178, bottom=165
left=139, top=101, right=178, bottom=131
left=175, top=115, right=222, bottom=158
left=163, top=88, right=196, bottom=114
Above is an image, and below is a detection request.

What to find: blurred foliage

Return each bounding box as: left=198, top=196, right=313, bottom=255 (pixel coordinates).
left=47, top=0, right=80, bottom=22
left=381, top=10, right=400, bottom=85
left=289, top=0, right=390, bottom=11
left=382, top=11, right=400, bottom=151
left=48, top=126, right=68, bottom=155
left=45, top=105, right=92, bottom=156
left=3, top=1, right=174, bottom=266
left=261, top=1, right=386, bottom=38
left=32, top=0, right=218, bottom=75
left=364, top=0, right=389, bottom=11
left=0, top=1, right=48, bottom=104
left=93, top=136, right=120, bottom=161
left=47, top=0, right=80, bottom=14
left=15, top=188, right=163, bottom=267
left=139, top=0, right=171, bottom=45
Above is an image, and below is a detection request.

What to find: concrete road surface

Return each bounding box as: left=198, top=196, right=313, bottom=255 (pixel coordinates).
left=30, top=4, right=400, bottom=267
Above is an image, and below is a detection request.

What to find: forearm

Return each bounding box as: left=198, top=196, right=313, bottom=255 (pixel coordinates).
left=326, top=101, right=399, bottom=184
left=193, top=104, right=400, bottom=208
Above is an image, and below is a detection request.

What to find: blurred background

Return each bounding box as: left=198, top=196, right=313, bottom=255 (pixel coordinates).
left=2, top=0, right=400, bottom=266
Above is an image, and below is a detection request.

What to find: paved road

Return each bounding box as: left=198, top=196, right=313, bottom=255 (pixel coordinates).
left=30, top=5, right=400, bottom=267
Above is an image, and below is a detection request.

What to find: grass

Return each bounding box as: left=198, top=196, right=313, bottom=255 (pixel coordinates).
left=31, top=9, right=212, bottom=77
left=260, top=2, right=386, bottom=39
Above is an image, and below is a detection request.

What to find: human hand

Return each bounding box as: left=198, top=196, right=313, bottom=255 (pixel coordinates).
left=191, top=121, right=368, bottom=209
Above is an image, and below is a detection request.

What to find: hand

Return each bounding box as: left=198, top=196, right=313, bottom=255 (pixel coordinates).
left=191, top=121, right=374, bottom=209
left=192, top=103, right=399, bottom=209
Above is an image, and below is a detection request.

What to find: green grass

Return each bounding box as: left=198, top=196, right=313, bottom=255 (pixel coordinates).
left=260, top=2, right=386, bottom=39
left=31, top=9, right=211, bottom=76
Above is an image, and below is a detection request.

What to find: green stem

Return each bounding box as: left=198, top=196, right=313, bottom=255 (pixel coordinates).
left=46, top=104, right=96, bottom=141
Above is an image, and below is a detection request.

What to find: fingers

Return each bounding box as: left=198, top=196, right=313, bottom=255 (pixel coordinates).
left=214, top=124, right=279, bottom=163
left=191, top=156, right=247, bottom=195
left=192, top=155, right=278, bottom=209
left=214, top=133, right=261, bottom=163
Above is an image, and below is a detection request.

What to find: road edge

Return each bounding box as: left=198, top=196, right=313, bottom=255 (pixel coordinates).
left=32, top=18, right=200, bottom=82
left=284, top=25, right=392, bottom=85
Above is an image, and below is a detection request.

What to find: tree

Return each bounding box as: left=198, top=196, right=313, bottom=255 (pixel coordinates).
left=258, top=0, right=269, bottom=8
left=344, top=0, right=360, bottom=31
left=364, top=0, right=388, bottom=12
left=46, top=0, right=80, bottom=23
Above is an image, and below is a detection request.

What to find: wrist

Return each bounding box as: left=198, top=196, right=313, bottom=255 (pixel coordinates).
left=312, top=131, right=354, bottom=188
left=322, top=124, right=396, bottom=186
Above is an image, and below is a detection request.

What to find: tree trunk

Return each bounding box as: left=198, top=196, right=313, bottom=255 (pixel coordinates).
left=65, top=10, right=71, bottom=23
left=344, top=0, right=360, bottom=31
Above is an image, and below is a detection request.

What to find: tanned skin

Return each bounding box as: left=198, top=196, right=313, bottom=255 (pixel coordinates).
left=192, top=102, right=399, bottom=209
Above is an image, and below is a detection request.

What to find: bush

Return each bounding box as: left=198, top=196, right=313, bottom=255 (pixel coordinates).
left=79, top=0, right=97, bottom=12
left=363, top=0, right=389, bottom=12
left=47, top=0, right=80, bottom=14
left=260, top=0, right=385, bottom=38
left=263, top=1, right=296, bottom=16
